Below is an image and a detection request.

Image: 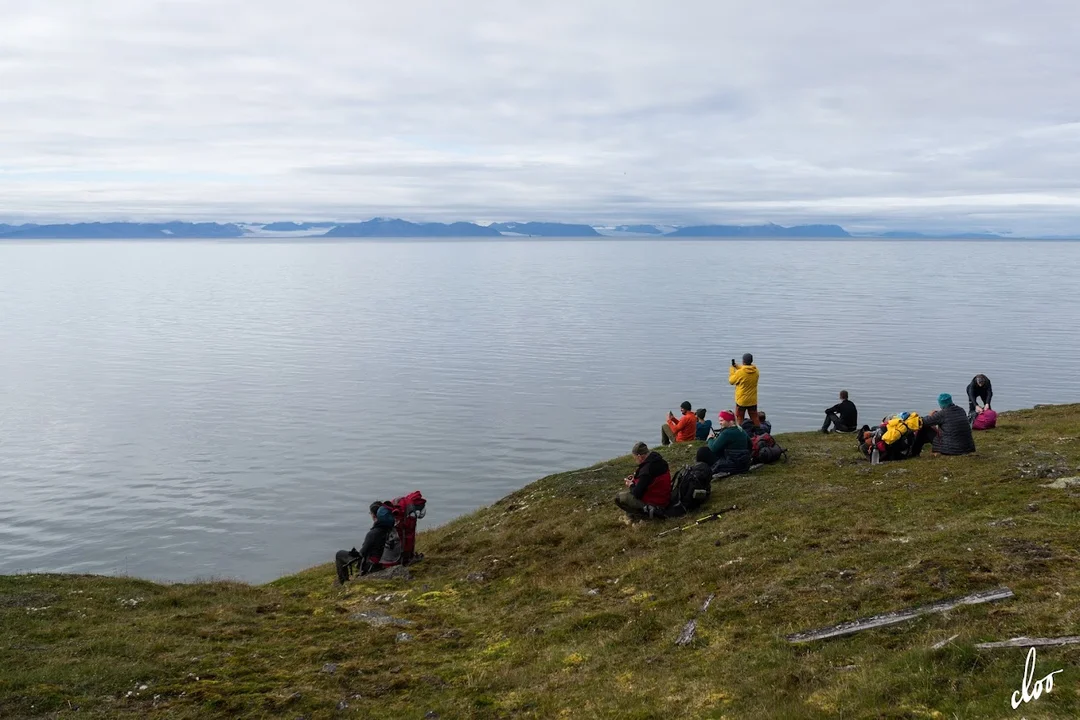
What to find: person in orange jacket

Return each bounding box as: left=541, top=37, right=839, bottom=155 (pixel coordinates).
left=662, top=401, right=698, bottom=445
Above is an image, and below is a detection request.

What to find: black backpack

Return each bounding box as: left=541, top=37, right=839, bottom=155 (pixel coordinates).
left=750, top=433, right=787, bottom=464
left=666, top=463, right=713, bottom=518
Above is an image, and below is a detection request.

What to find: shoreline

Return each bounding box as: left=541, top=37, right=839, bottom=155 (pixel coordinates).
left=4, top=404, right=1080, bottom=718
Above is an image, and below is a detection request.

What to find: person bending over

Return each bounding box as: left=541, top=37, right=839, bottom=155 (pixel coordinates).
left=729, top=353, right=760, bottom=428
left=662, top=401, right=698, bottom=446
left=615, top=441, right=672, bottom=521
left=822, top=390, right=858, bottom=433
left=334, top=502, right=401, bottom=584
left=913, top=393, right=976, bottom=457
left=706, top=410, right=752, bottom=475
left=966, top=374, right=993, bottom=413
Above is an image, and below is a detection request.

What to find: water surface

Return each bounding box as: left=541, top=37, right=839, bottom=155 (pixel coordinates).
left=1, top=239, right=1077, bottom=582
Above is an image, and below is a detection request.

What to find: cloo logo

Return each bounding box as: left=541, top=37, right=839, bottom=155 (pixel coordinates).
left=1011, top=647, right=1063, bottom=710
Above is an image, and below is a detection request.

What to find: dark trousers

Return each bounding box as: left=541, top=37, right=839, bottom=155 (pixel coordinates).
left=822, top=411, right=853, bottom=433
left=335, top=549, right=381, bottom=583
left=615, top=491, right=661, bottom=519
left=736, top=404, right=759, bottom=428
left=335, top=549, right=358, bottom=584
left=910, top=426, right=938, bottom=457
left=712, top=449, right=752, bottom=476
left=661, top=424, right=677, bottom=446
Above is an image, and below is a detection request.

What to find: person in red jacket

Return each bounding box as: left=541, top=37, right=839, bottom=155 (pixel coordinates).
left=662, top=401, right=698, bottom=445
left=615, top=441, right=672, bottom=521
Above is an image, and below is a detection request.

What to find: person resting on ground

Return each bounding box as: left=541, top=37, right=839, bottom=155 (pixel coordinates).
left=695, top=408, right=714, bottom=441
left=615, top=441, right=672, bottom=521
left=966, top=374, right=993, bottom=414
left=662, top=401, right=698, bottom=446
left=822, top=390, right=858, bottom=433
left=705, top=410, right=752, bottom=475
left=729, top=353, right=760, bottom=428
left=913, top=393, right=976, bottom=457
left=742, top=410, right=772, bottom=435
left=334, top=502, right=402, bottom=584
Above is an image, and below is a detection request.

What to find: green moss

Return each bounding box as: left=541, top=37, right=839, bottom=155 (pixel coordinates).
left=4, top=404, right=1080, bottom=718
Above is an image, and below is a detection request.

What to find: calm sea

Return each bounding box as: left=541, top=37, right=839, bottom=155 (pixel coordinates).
left=2, top=239, right=1078, bottom=583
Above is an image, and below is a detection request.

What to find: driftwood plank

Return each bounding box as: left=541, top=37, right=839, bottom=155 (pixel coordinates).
left=930, top=633, right=960, bottom=650
left=786, top=587, right=1014, bottom=644
left=675, top=593, right=716, bottom=647
left=675, top=619, right=698, bottom=646
left=976, top=636, right=1080, bottom=650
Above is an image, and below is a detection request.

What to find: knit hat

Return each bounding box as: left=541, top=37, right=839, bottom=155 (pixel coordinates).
left=718, top=410, right=736, bottom=422
left=938, top=393, right=953, bottom=409
left=742, top=353, right=754, bottom=365
left=680, top=401, right=692, bottom=412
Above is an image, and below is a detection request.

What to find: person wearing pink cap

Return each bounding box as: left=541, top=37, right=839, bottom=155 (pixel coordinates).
left=704, top=410, right=751, bottom=475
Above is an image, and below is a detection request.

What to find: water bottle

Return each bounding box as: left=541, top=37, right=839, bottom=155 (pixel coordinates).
left=871, top=447, right=881, bottom=465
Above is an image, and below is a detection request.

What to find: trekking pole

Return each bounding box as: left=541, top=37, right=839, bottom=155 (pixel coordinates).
left=657, top=505, right=738, bottom=537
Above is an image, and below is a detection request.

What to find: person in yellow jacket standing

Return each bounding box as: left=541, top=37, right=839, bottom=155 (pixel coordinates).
left=729, top=353, right=760, bottom=429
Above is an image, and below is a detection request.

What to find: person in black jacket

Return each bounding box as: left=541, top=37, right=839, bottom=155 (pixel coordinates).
left=822, top=390, right=858, bottom=433
left=335, top=502, right=401, bottom=583
left=912, top=393, right=976, bottom=457
left=966, top=374, right=993, bottom=413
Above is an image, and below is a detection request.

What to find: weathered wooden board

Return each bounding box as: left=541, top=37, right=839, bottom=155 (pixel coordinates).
left=976, top=636, right=1080, bottom=650
left=930, top=633, right=960, bottom=650
left=785, top=587, right=1015, bottom=644
left=675, top=593, right=716, bottom=646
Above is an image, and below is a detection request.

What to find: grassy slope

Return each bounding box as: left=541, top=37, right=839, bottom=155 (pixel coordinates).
left=3, top=405, right=1080, bottom=719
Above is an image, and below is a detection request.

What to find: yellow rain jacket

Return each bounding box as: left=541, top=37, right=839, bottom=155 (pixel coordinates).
left=728, top=364, right=759, bottom=407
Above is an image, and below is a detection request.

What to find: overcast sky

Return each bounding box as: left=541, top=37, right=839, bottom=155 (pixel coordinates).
left=2, top=1, right=1080, bottom=232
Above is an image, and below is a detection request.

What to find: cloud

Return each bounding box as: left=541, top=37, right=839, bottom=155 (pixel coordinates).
left=2, top=0, right=1080, bottom=232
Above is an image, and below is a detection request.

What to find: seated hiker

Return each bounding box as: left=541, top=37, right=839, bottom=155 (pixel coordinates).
left=822, top=390, right=858, bottom=433
left=742, top=410, right=772, bottom=436
left=729, top=353, right=760, bottom=429
left=707, top=410, right=752, bottom=475
left=662, top=401, right=698, bottom=446
left=695, top=408, right=714, bottom=441
left=966, top=374, right=993, bottom=414
left=334, top=501, right=402, bottom=584
left=615, top=441, right=672, bottom=521
left=913, top=393, right=976, bottom=457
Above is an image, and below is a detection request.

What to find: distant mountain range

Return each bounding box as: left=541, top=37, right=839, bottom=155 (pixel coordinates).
left=0, top=222, right=245, bottom=239
left=1, top=218, right=1074, bottom=240
left=613, top=224, right=666, bottom=235
left=488, top=221, right=600, bottom=237
left=667, top=223, right=850, bottom=238
left=323, top=218, right=501, bottom=237
left=260, top=221, right=338, bottom=232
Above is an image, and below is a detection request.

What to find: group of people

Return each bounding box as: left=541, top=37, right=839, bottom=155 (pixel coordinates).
left=661, top=353, right=765, bottom=444
left=618, top=359, right=1000, bottom=522
left=621, top=353, right=763, bottom=520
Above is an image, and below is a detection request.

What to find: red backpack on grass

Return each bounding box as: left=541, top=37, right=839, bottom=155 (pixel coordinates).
left=750, top=433, right=786, bottom=464
left=389, top=491, right=427, bottom=565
